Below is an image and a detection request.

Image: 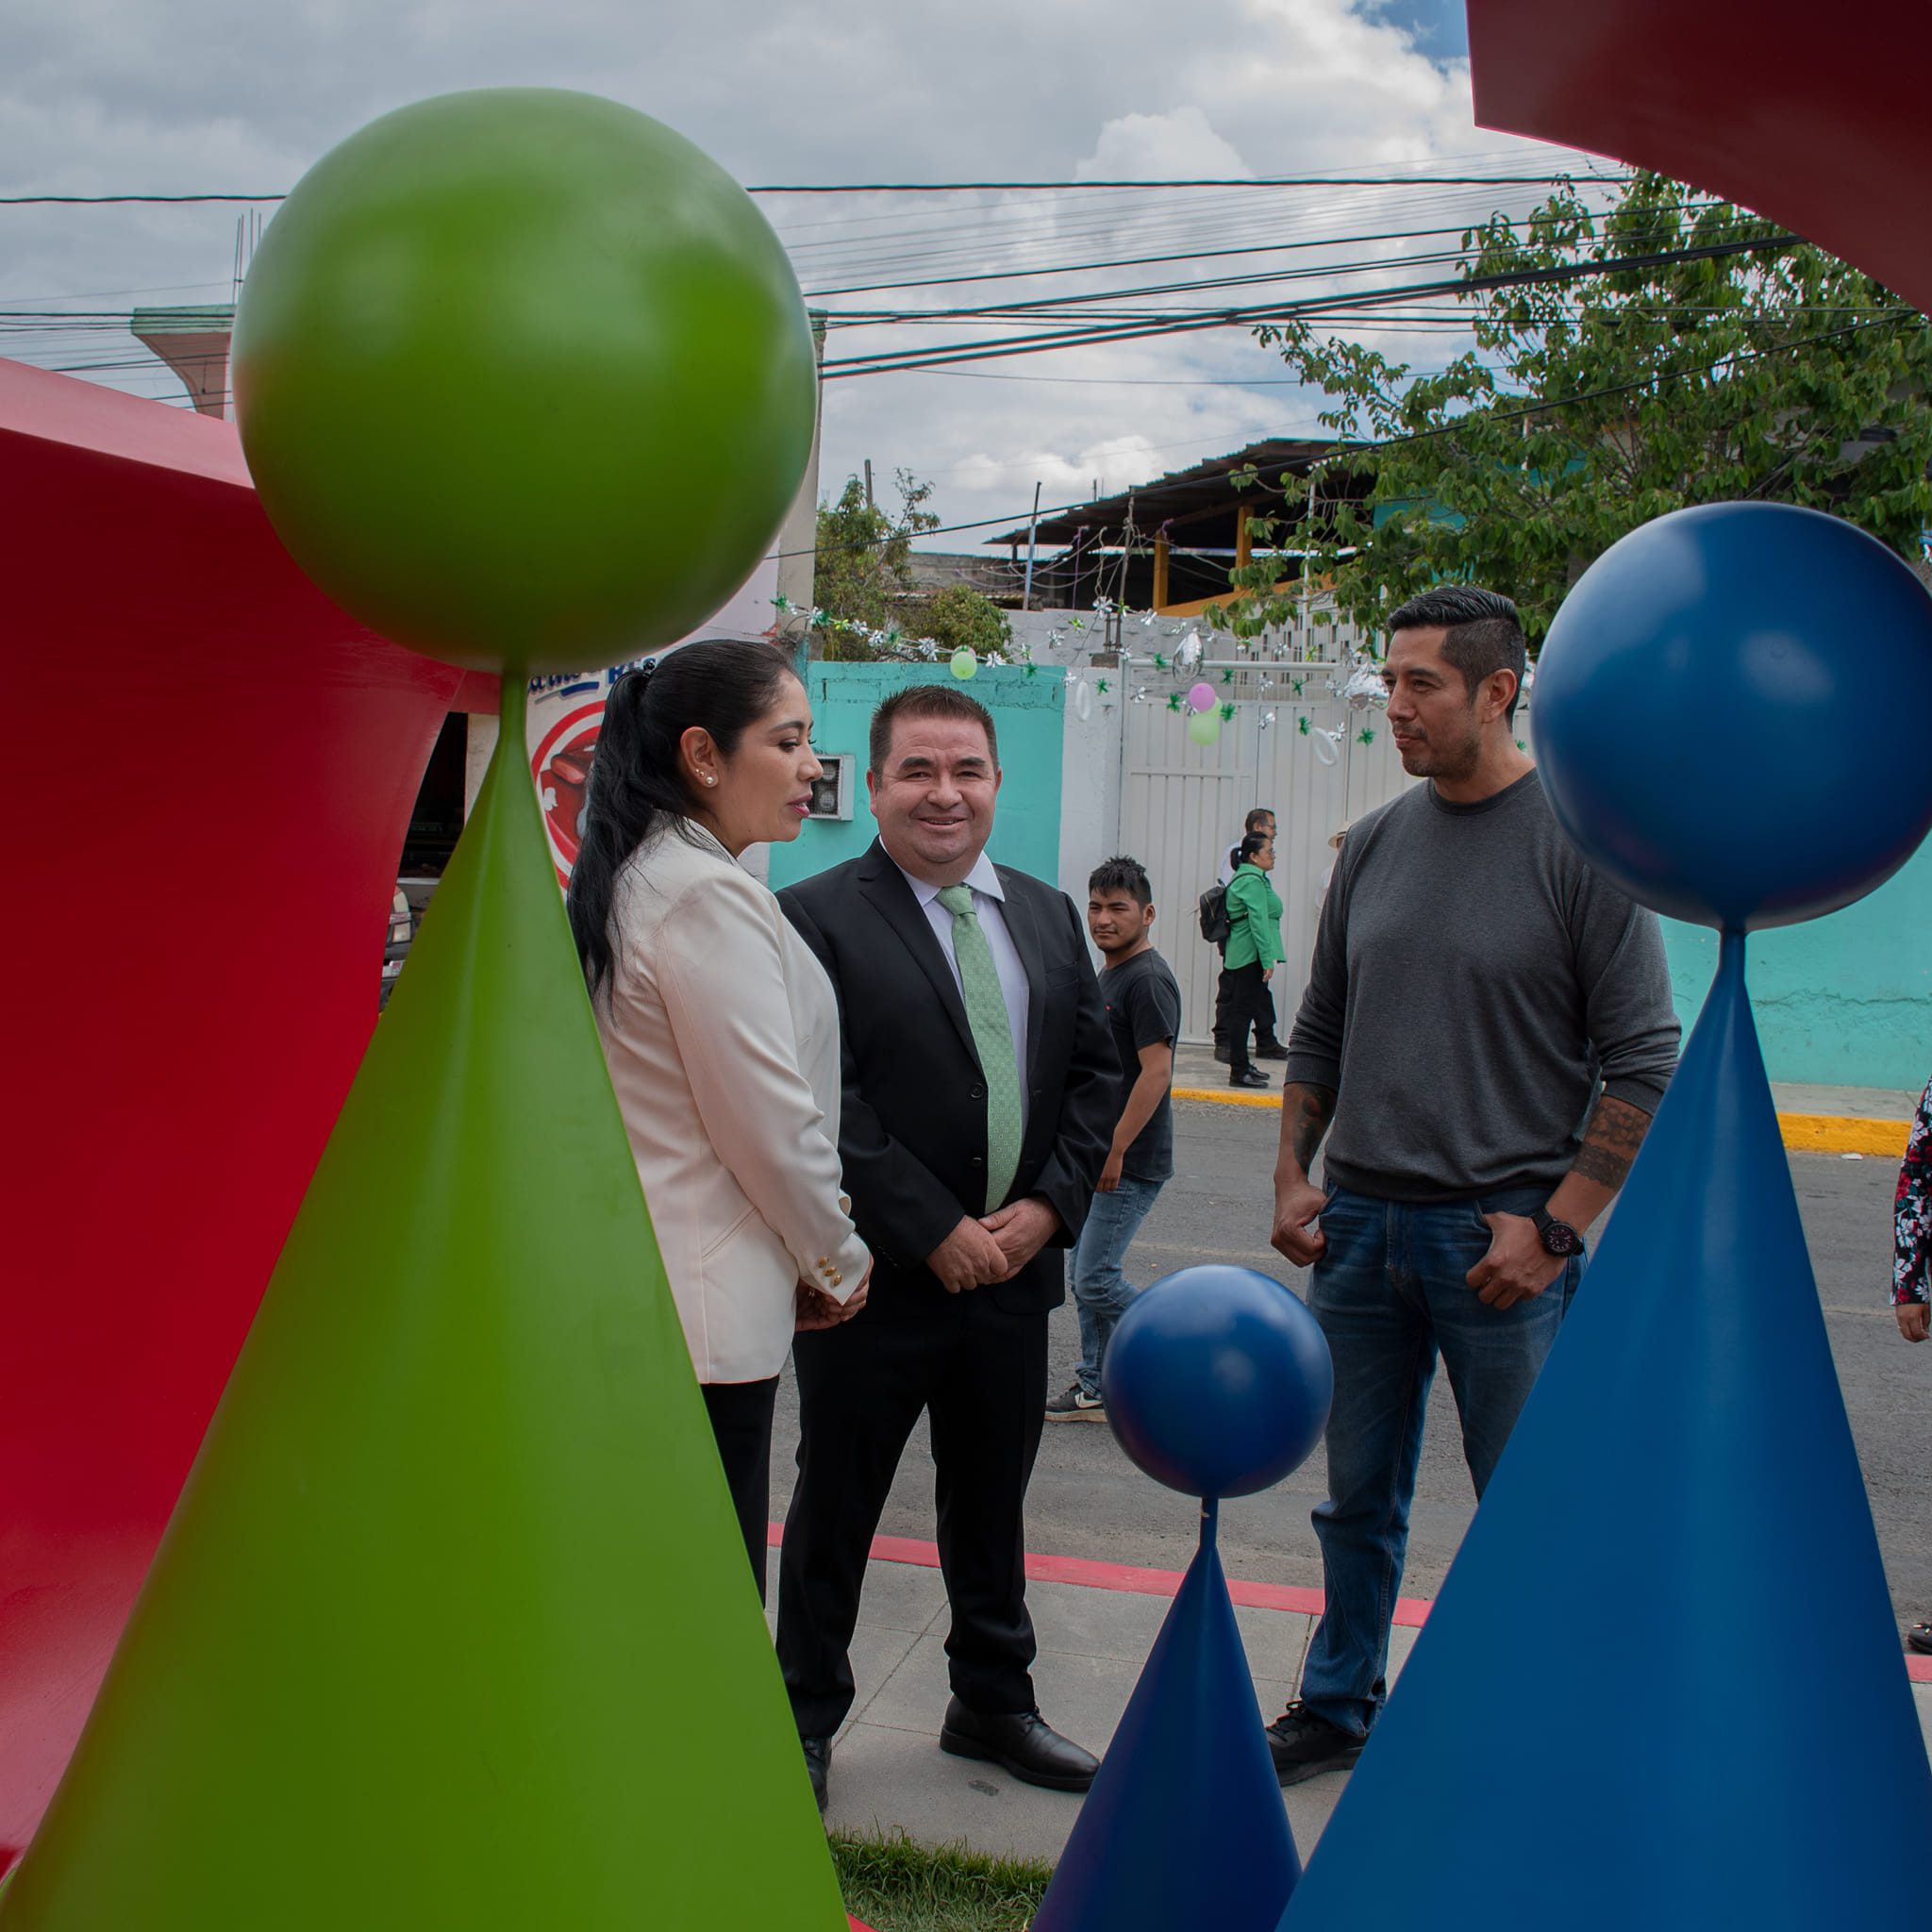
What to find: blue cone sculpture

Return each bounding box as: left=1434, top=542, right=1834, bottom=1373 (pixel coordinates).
left=1034, top=1503, right=1299, bottom=1932
left=1282, top=937, right=1930, bottom=1927
left=1034, top=1265, right=1332, bottom=1932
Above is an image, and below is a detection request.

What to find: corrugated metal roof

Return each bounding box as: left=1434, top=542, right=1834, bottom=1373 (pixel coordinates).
left=986, top=436, right=1360, bottom=546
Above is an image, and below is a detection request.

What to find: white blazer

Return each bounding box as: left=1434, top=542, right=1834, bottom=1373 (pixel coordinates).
left=593, top=819, right=870, bottom=1382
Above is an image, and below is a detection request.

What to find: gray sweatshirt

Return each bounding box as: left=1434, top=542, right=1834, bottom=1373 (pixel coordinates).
left=1286, top=769, right=1679, bottom=1201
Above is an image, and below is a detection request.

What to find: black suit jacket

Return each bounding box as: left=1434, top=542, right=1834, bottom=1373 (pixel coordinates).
left=778, top=841, right=1120, bottom=1316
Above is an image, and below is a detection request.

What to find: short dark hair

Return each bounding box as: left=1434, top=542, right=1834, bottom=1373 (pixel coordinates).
left=868, top=683, right=998, bottom=775
left=1089, top=855, right=1152, bottom=908
left=1244, top=807, right=1275, bottom=832
left=1239, top=830, right=1271, bottom=863
left=1386, top=585, right=1527, bottom=724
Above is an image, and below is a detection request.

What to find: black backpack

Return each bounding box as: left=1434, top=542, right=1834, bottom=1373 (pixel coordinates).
left=1197, top=881, right=1231, bottom=949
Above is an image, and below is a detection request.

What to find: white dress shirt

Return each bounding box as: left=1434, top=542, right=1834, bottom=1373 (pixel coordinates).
left=886, top=846, right=1031, bottom=1135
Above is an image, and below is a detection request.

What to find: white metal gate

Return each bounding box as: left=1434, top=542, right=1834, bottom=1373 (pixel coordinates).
left=1116, top=658, right=1423, bottom=1044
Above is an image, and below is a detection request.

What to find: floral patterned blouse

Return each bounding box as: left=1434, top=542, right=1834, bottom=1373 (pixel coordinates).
left=1894, top=1078, right=1932, bottom=1307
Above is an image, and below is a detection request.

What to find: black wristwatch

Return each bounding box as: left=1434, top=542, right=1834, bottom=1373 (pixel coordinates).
left=1532, top=1206, right=1585, bottom=1257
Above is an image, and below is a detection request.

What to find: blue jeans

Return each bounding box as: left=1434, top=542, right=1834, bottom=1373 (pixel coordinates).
left=1298, top=1183, right=1583, bottom=1738
left=1070, top=1173, right=1166, bottom=1398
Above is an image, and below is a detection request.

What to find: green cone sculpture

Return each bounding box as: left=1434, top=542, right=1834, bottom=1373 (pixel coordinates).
left=0, top=695, right=847, bottom=1929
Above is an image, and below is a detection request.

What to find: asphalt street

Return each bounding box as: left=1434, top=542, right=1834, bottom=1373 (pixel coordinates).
left=773, top=1095, right=1931, bottom=1626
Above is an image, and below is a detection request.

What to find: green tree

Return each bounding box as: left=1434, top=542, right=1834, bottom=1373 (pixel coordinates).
left=810, top=468, right=1011, bottom=660
left=912, top=580, right=1013, bottom=659
left=810, top=469, right=935, bottom=659
left=1215, top=172, right=1932, bottom=642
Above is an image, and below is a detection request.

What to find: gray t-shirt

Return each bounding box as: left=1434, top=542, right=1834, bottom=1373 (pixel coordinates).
left=1286, top=769, right=1679, bottom=1201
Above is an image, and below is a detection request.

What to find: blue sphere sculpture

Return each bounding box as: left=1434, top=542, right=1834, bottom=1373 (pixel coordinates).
left=1101, top=1265, right=1332, bottom=1499
left=1533, top=502, right=1932, bottom=931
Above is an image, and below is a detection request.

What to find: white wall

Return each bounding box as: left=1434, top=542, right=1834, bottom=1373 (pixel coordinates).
left=1057, top=675, right=1123, bottom=911
left=1117, top=662, right=1427, bottom=1043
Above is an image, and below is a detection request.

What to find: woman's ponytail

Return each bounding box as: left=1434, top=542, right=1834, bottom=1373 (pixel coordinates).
left=566, top=639, right=796, bottom=998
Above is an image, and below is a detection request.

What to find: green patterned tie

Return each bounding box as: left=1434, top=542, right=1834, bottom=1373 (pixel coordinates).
left=937, top=884, right=1023, bottom=1211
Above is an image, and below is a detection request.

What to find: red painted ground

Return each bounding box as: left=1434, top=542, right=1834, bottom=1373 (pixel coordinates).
left=769, top=1522, right=1932, bottom=1682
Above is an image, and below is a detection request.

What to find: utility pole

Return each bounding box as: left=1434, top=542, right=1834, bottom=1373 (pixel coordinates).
left=863, top=458, right=874, bottom=509
left=1022, top=480, right=1042, bottom=612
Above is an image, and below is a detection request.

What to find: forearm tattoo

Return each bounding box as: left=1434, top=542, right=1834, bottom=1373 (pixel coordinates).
left=1284, top=1083, right=1337, bottom=1173
left=1570, top=1092, right=1653, bottom=1191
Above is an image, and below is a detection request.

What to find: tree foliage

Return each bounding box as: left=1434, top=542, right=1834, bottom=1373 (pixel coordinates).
left=810, top=469, right=1011, bottom=659
left=915, top=581, right=1013, bottom=658
left=1216, top=172, right=1932, bottom=642
left=811, top=469, right=936, bottom=658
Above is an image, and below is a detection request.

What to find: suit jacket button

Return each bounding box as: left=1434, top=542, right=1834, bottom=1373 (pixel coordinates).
left=970, top=1083, right=986, bottom=1101
left=969, top=1156, right=985, bottom=1170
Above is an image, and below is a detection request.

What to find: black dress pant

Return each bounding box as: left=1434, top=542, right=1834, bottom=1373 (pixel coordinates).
left=1257, top=978, right=1282, bottom=1050
left=1215, top=963, right=1281, bottom=1053
left=701, top=1375, right=779, bottom=1604
left=777, top=1293, right=1049, bottom=1739
left=1217, top=960, right=1271, bottom=1074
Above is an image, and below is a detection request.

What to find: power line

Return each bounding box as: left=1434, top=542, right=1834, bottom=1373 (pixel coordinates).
left=774, top=180, right=1591, bottom=275
left=796, top=204, right=1702, bottom=299
left=808, top=208, right=1782, bottom=339
left=820, top=231, right=1802, bottom=378
left=0, top=193, right=285, bottom=205
left=0, top=170, right=1635, bottom=208
left=757, top=173, right=1636, bottom=192
left=0, top=206, right=1761, bottom=349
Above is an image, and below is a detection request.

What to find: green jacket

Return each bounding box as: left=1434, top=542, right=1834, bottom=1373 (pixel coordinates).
left=1224, top=864, right=1284, bottom=972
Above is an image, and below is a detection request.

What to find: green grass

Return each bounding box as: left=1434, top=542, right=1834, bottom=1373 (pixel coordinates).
left=831, top=1828, right=1055, bottom=1932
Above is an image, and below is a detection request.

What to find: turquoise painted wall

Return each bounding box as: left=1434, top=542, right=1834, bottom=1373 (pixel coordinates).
left=767, top=662, right=1066, bottom=891
left=1659, top=833, right=1932, bottom=1092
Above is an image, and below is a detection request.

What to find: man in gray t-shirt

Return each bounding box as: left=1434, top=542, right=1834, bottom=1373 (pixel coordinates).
left=1261, top=586, right=1680, bottom=1786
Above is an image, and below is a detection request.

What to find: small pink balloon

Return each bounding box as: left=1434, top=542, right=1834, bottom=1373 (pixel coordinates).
left=1187, top=680, right=1216, bottom=712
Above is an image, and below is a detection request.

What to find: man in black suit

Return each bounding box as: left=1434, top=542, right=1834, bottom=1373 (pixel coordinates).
left=776, top=682, right=1118, bottom=1811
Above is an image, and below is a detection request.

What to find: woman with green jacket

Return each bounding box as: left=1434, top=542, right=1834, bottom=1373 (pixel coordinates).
left=1220, top=829, right=1284, bottom=1088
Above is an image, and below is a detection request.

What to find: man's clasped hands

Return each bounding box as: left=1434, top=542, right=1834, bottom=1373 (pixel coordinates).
left=924, top=1197, right=1061, bottom=1294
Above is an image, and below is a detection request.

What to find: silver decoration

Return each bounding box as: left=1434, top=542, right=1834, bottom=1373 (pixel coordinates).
left=1341, top=657, right=1387, bottom=711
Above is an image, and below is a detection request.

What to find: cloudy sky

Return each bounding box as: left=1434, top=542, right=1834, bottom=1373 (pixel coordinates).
left=1, top=0, right=1624, bottom=549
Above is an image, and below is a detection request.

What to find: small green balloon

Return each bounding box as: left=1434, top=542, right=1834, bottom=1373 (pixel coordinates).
left=234, top=90, right=817, bottom=673
left=950, top=648, right=979, bottom=680
left=1187, top=709, right=1222, bottom=748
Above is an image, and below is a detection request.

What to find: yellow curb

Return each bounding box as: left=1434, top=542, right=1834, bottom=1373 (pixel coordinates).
left=1173, top=1085, right=1284, bottom=1110
left=1173, top=1088, right=1910, bottom=1157
left=1778, top=1113, right=1910, bottom=1158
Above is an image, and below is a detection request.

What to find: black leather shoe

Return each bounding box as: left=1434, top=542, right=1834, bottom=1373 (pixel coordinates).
left=1265, top=1700, right=1365, bottom=1786
left=939, top=1696, right=1099, bottom=1791
left=801, top=1735, right=831, bottom=1813
left=1229, top=1067, right=1270, bottom=1089
left=1255, top=1043, right=1288, bottom=1060
left=1908, top=1624, right=1932, bottom=1657
left=1212, top=1042, right=1232, bottom=1065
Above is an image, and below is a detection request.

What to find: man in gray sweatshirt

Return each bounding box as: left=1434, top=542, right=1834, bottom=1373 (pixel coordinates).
left=1264, top=586, right=1680, bottom=1784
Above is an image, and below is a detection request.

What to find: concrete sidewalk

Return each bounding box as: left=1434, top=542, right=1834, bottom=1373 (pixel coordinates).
left=774, top=1541, right=1932, bottom=1868
left=1167, top=1042, right=1919, bottom=1155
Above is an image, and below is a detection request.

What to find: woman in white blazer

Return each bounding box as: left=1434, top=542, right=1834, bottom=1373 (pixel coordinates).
left=567, top=640, right=870, bottom=1599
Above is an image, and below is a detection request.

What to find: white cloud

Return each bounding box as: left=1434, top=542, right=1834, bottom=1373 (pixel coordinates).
left=0, top=0, right=1591, bottom=545
left=1075, top=108, right=1251, bottom=183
